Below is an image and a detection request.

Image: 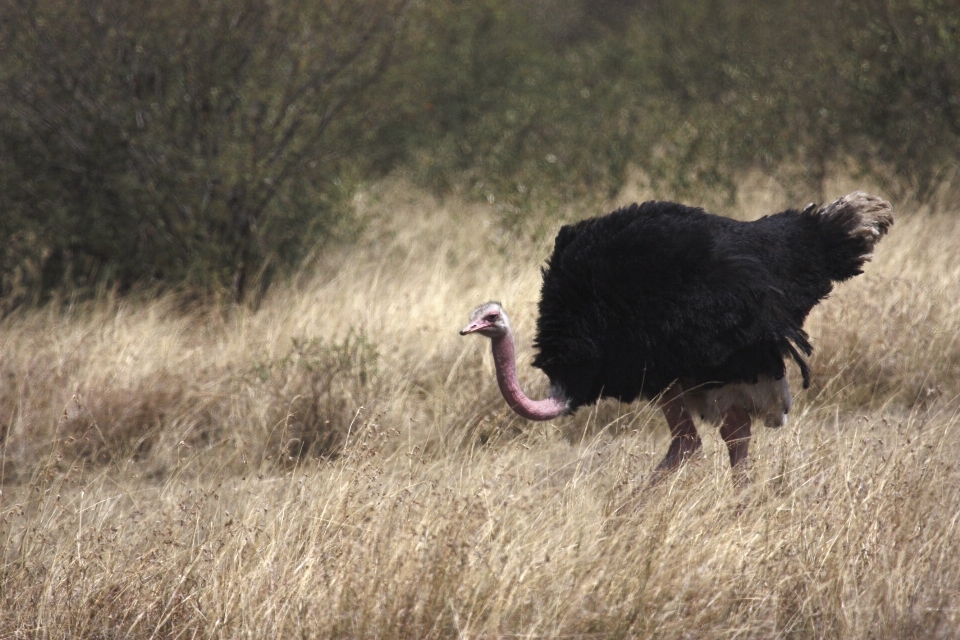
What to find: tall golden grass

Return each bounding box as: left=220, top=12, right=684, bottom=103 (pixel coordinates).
left=1, top=177, right=959, bottom=638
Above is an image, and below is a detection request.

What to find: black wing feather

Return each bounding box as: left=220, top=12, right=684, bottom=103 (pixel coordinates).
left=533, top=201, right=840, bottom=409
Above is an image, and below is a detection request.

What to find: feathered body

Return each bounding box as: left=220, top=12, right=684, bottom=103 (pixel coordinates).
left=531, top=193, right=892, bottom=423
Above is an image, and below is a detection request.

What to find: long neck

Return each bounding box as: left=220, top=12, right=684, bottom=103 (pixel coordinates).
left=490, top=332, right=569, bottom=421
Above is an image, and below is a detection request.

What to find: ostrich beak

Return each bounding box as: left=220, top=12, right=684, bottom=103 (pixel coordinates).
left=459, top=320, right=488, bottom=335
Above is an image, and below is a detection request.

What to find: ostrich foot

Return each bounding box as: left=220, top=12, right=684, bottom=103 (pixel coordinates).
left=655, top=433, right=703, bottom=471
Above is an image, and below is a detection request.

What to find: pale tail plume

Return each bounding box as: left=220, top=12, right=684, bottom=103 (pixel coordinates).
left=819, top=191, right=894, bottom=256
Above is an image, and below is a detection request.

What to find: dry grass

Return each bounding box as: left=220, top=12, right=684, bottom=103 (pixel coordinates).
left=2, top=177, right=959, bottom=638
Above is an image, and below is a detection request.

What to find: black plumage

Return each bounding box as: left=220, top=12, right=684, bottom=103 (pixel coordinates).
left=532, top=195, right=892, bottom=412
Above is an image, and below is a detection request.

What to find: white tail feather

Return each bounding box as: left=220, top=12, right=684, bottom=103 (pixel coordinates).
left=819, top=191, right=894, bottom=254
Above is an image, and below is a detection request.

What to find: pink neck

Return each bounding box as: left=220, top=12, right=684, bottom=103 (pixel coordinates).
left=490, top=333, right=569, bottom=421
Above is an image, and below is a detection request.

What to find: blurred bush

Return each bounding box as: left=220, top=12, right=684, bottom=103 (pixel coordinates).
left=371, top=0, right=649, bottom=208
left=0, top=0, right=406, bottom=308
left=1, top=0, right=957, bottom=308
left=629, top=0, right=960, bottom=202
left=379, top=0, right=959, bottom=207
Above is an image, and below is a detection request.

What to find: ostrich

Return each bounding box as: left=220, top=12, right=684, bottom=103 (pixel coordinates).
left=460, top=192, right=893, bottom=480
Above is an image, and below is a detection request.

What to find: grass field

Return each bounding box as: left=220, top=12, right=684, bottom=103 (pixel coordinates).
left=2, top=177, right=959, bottom=638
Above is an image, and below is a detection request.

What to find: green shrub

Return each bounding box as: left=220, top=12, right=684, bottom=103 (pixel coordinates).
left=0, top=0, right=406, bottom=307
left=1, top=0, right=957, bottom=310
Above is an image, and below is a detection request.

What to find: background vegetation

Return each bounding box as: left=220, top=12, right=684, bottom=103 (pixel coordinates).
left=2, top=0, right=959, bottom=306
left=2, top=1, right=960, bottom=637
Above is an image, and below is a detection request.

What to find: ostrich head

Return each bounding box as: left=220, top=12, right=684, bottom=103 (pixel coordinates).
left=459, top=301, right=511, bottom=338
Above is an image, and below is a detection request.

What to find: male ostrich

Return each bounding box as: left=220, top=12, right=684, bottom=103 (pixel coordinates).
left=460, top=192, right=893, bottom=480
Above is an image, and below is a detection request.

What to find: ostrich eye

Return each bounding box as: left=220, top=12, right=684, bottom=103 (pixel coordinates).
left=485, top=313, right=498, bottom=322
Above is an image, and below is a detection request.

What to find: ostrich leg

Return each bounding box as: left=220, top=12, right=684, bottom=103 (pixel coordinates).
left=655, top=384, right=702, bottom=471
left=719, top=405, right=751, bottom=486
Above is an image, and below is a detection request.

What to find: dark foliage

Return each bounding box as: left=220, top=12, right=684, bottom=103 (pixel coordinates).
left=0, top=0, right=954, bottom=309
left=0, top=0, right=406, bottom=309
